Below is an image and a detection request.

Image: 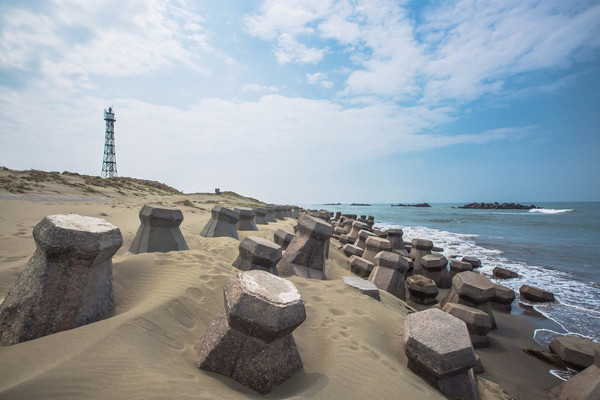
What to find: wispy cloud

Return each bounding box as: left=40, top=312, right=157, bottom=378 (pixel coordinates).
left=306, top=72, right=333, bottom=88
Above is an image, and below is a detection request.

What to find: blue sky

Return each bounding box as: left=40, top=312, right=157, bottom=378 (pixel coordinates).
left=0, top=0, right=599, bottom=203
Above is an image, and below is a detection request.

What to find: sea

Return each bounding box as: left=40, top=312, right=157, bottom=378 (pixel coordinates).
left=304, top=202, right=600, bottom=345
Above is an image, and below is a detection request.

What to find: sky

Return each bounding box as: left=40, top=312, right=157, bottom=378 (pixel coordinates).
left=0, top=0, right=599, bottom=204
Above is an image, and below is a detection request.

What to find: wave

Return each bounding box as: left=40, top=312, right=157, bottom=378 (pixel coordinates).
left=529, top=209, right=574, bottom=214
left=373, top=222, right=600, bottom=342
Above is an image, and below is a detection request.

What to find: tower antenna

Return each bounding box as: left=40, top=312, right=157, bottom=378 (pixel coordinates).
left=101, top=107, right=117, bottom=178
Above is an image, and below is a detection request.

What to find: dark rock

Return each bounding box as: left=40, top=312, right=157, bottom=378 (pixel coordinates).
left=128, top=205, right=188, bottom=254
left=457, top=202, right=538, bottom=210
left=0, top=214, right=122, bottom=345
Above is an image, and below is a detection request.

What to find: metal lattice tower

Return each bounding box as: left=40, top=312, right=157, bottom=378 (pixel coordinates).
left=101, top=107, right=117, bottom=178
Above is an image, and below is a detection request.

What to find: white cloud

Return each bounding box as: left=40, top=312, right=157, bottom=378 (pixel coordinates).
left=306, top=72, right=333, bottom=88
left=246, top=0, right=600, bottom=104
left=0, top=0, right=213, bottom=91
left=242, top=84, right=279, bottom=92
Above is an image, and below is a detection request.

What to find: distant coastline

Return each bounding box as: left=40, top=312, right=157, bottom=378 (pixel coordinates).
left=391, top=203, right=431, bottom=208
left=455, top=202, right=540, bottom=210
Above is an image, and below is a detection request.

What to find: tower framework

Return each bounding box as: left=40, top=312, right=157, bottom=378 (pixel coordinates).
left=101, top=107, right=117, bottom=178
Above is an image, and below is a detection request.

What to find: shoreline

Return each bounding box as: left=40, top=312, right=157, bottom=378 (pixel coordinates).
left=0, top=194, right=577, bottom=399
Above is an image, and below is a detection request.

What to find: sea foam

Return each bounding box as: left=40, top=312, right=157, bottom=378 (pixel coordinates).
left=529, top=208, right=574, bottom=214
left=375, top=222, right=600, bottom=342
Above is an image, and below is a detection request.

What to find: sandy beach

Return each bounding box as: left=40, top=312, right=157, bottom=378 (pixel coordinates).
left=0, top=170, right=563, bottom=399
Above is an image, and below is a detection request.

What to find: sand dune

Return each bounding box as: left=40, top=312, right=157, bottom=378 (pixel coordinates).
left=0, top=183, right=561, bottom=399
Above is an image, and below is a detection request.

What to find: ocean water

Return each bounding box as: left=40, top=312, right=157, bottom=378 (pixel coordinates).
left=305, top=202, right=600, bottom=343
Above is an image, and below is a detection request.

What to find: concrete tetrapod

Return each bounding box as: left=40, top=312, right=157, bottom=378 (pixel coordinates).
left=195, top=270, right=306, bottom=394
left=128, top=205, right=188, bottom=254
left=276, top=215, right=332, bottom=280
left=440, top=271, right=498, bottom=329
left=235, top=207, right=258, bottom=231
left=403, top=308, right=479, bottom=400
left=0, top=214, right=122, bottom=345
left=368, top=251, right=410, bottom=300
left=254, top=207, right=269, bottom=225
left=199, top=206, right=240, bottom=239
left=232, top=236, right=282, bottom=274
left=273, top=229, right=295, bottom=251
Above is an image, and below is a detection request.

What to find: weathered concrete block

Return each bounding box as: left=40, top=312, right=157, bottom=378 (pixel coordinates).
left=265, top=206, right=277, bottom=223
left=442, top=303, right=492, bottom=348
left=449, top=259, right=473, bottom=277
left=338, top=234, right=356, bottom=245
left=403, top=308, right=478, bottom=400
left=349, top=221, right=369, bottom=239
left=273, top=206, right=285, bottom=220
left=273, top=229, right=295, bottom=250
left=491, top=283, right=515, bottom=313
left=343, top=276, right=380, bottom=301
left=195, top=270, right=306, bottom=394
left=548, top=349, right=600, bottom=400
left=440, top=271, right=497, bottom=329
left=232, top=236, right=282, bottom=274
left=254, top=207, right=269, bottom=225
left=342, top=243, right=363, bottom=258
left=0, top=214, right=122, bottom=345
left=462, top=256, right=481, bottom=269
left=387, top=229, right=406, bottom=252
left=549, top=335, right=600, bottom=370
left=276, top=215, right=332, bottom=280
left=519, top=284, right=555, bottom=302
left=235, top=207, right=258, bottom=231
left=420, top=253, right=451, bottom=289
left=199, top=206, right=240, bottom=239
left=407, top=275, right=439, bottom=305
left=347, top=255, right=374, bottom=278
left=362, top=236, right=392, bottom=263
left=492, top=266, right=518, bottom=279
left=355, top=229, right=376, bottom=250
left=129, top=205, right=188, bottom=254
left=368, top=251, right=407, bottom=300
left=410, top=238, right=433, bottom=276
